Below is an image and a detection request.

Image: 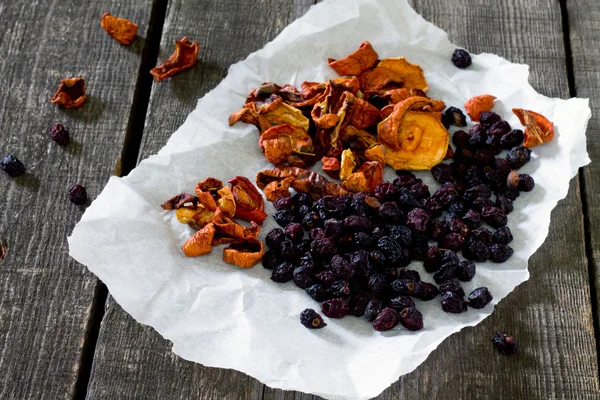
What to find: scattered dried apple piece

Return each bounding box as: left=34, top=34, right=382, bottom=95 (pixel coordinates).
left=512, top=108, right=555, bottom=148
left=223, top=239, right=265, bottom=268
left=100, top=13, right=138, bottom=45
left=51, top=78, right=87, bottom=108
left=182, top=223, right=215, bottom=257
left=464, top=94, right=496, bottom=121
left=150, top=36, right=199, bottom=82
left=328, top=41, right=379, bottom=76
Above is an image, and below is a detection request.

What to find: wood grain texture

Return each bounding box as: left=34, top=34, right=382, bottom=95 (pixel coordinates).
left=568, top=0, right=600, bottom=334
left=0, top=0, right=151, bottom=398
left=85, top=1, right=314, bottom=399
left=87, top=0, right=599, bottom=399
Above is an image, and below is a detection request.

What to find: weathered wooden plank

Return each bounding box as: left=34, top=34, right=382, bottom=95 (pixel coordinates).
left=0, top=0, right=152, bottom=399
left=85, top=1, right=314, bottom=399
left=568, top=0, right=600, bottom=351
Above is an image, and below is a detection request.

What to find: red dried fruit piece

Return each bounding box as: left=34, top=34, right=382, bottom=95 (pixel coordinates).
left=222, top=239, right=265, bottom=268
left=321, top=156, right=341, bottom=179
left=150, top=36, right=199, bottom=82
left=258, top=124, right=314, bottom=165
left=229, top=176, right=267, bottom=224
left=161, top=193, right=198, bottom=210
left=464, top=94, right=496, bottom=122
left=512, top=108, right=554, bottom=148
left=100, top=12, right=138, bottom=45
left=328, top=41, right=379, bottom=76
left=51, top=78, right=87, bottom=108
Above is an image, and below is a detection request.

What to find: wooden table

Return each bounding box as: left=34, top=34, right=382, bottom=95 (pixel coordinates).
left=1, top=0, right=599, bottom=398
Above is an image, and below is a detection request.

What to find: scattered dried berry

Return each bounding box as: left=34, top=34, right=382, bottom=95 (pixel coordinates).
left=492, top=332, right=518, bottom=355
left=373, top=307, right=400, bottom=331
left=489, top=244, right=514, bottom=263
left=293, top=266, right=314, bottom=289
left=451, top=49, right=472, bottom=69
left=506, top=146, right=531, bottom=169
left=271, top=262, right=294, bottom=282
left=441, top=291, right=467, bottom=313
left=468, top=287, right=493, bottom=309
left=418, top=281, right=440, bottom=301
left=493, top=227, right=513, bottom=245
left=1, top=155, right=26, bottom=177
left=439, top=278, right=465, bottom=297
left=300, top=309, right=327, bottom=329
left=456, top=260, right=476, bottom=281
left=364, top=298, right=384, bottom=322
left=399, top=306, right=424, bottom=331
left=284, top=222, right=304, bottom=243
left=68, top=184, right=88, bottom=205
left=321, top=298, right=350, bottom=319
left=49, top=123, right=70, bottom=146
left=306, top=284, right=332, bottom=302
left=518, top=174, right=535, bottom=192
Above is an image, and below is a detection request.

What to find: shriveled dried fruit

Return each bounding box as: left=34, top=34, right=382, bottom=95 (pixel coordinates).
left=492, top=332, right=518, bottom=355
left=512, top=108, right=554, bottom=148
left=271, top=262, right=295, bottom=282
left=441, top=291, right=467, bottom=313
left=100, top=12, right=138, bottom=45
left=468, top=287, right=493, bottom=309
left=451, top=49, right=472, bottom=69
left=464, top=94, right=496, bottom=122
left=1, top=155, right=26, bottom=177
left=222, top=239, right=264, bottom=268
left=300, top=309, right=327, bottom=329
left=373, top=307, right=400, bottom=331
left=150, top=37, right=199, bottom=82
left=322, top=298, right=350, bottom=319
left=399, top=306, right=424, bottom=331
left=69, top=184, right=88, bottom=205
left=49, top=123, right=70, bottom=146
left=229, top=176, right=267, bottom=224
left=182, top=223, right=215, bottom=257
left=51, top=78, right=87, bottom=108
left=328, top=41, right=379, bottom=76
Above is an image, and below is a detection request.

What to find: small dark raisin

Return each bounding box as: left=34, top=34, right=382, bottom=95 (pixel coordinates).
left=456, top=260, right=476, bottom=281
left=441, top=291, right=467, bottom=313
left=464, top=184, right=492, bottom=201
left=310, top=228, right=326, bottom=241
left=496, top=195, right=514, bottom=214
left=441, top=113, right=452, bottom=129
left=493, top=226, right=513, bottom=245
left=453, top=131, right=471, bottom=149
left=273, top=197, right=294, bottom=211
left=294, top=205, right=310, bottom=222
left=378, top=236, right=407, bottom=265
left=445, top=107, right=468, bottom=127
left=373, top=307, right=400, bottom=331
left=279, top=239, right=296, bottom=261
left=298, top=251, right=317, bottom=269
left=451, top=48, right=472, bottom=69
left=447, top=218, right=469, bottom=237
left=378, top=202, right=403, bottom=222
left=480, top=111, right=502, bottom=126
left=300, top=309, right=327, bottom=329
left=442, top=250, right=459, bottom=265
left=352, top=232, right=373, bottom=250
left=431, top=163, right=454, bottom=184
left=492, top=332, right=518, bottom=355
left=295, top=239, right=312, bottom=255
left=293, top=266, right=314, bottom=289
left=506, top=146, right=531, bottom=169
left=399, top=306, right=424, bottom=331
left=468, top=287, right=493, bottom=309
left=302, top=210, right=322, bottom=230
left=330, top=254, right=355, bottom=280
left=314, top=270, right=337, bottom=286
left=472, top=197, right=495, bottom=212
left=388, top=225, right=412, bottom=247
left=388, top=295, right=415, bottom=311
left=284, top=222, right=304, bottom=243
left=433, top=263, right=457, bottom=284
left=375, top=181, right=399, bottom=203
left=306, top=283, right=332, bottom=302
left=463, top=209, right=482, bottom=229
left=489, top=244, right=514, bottom=263
left=469, top=227, right=493, bottom=245
left=495, top=187, right=520, bottom=201
left=310, top=237, right=336, bottom=258
left=393, top=171, right=418, bottom=187
left=406, top=208, right=430, bottom=232
left=368, top=273, right=388, bottom=296
left=424, top=197, right=444, bottom=218
left=481, top=206, right=507, bottom=228
left=321, top=298, right=350, bottom=319
left=262, top=250, right=279, bottom=270
left=448, top=201, right=467, bottom=218
left=518, top=174, right=535, bottom=192
left=331, top=280, right=352, bottom=297
left=488, top=120, right=511, bottom=136
left=418, top=281, right=440, bottom=301
left=424, top=245, right=442, bottom=273
left=273, top=209, right=295, bottom=227
left=439, top=278, right=465, bottom=297
left=323, top=219, right=343, bottom=240
left=469, top=124, right=486, bottom=149
left=410, top=182, right=431, bottom=200
left=343, top=215, right=372, bottom=233
left=398, top=268, right=420, bottom=281
left=500, top=129, right=524, bottom=149
left=440, top=233, right=465, bottom=252
left=463, top=239, right=489, bottom=262
left=364, top=298, right=384, bottom=322
left=68, top=184, right=88, bottom=205
left=369, top=250, right=387, bottom=267
left=350, top=292, right=370, bottom=317
left=271, top=262, right=294, bottom=283
left=292, top=192, right=313, bottom=207
left=49, top=123, right=70, bottom=146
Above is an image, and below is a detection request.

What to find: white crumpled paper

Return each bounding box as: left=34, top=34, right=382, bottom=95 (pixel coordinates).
left=68, top=0, right=591, bottom=398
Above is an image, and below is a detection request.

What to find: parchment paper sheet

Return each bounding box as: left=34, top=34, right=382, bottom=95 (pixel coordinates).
left=68, top=0, right=591, bottom=398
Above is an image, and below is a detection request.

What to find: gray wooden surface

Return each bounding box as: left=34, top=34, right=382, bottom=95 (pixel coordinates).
left=0, top=0, right=151, bottom=398
left=0, top=0, right=598, bottom=399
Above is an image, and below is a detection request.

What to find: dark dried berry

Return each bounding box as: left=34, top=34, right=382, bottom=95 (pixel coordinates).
left=322, top=219, right=343, bottom=240
left=369, top=250, right=387, bottom=267
left=428, top=220, right=444, bottom=242
left=492, top=332, right=518, bottom=355
left=50, top=123, right=70, bottom=146
left=310, top=228, right=326, bottom=241
left=488, top=120, right=511, bottom=136
left=353, top=232, right=374, bottom=250
left=279, top=239, right=296, bottom=261
left=318, top=195, right=348, bottom=217
left=469, top=125, right=486, bottom=149
left=378, top=236, right=407, bottom=265
left=350, top=250, right=370, bottom=273
left=306, top=283, right=332, bottom=302
left=368, top=273, right=388, bottom=295
left=441, top=291, right=467, bottom=313
left=364, top=298, right=384, bottom=321
left=518, top=174, right=535, bottom=192
left=489, top=244, right=514, bottom=263
left=500, top=129, right=524, bottom=149
left=493, top=226, right=513, bottom=245
left=399, top=306, right=424, bottom=331
left=439, top=278, right=465, bottom=297
left=391, top=279, right=423, bottom=297
left=453, top=131, right=471, bottom=150
left=68, top=184, right=87, bottom=205
left=296, top=239, right=312, bottom=255
left=440, top=233, right=465, bottom=252
left=479, top=111, right=501, bottom=127
left=273, top=209, right=295, bottom=227
left=464, top=184, right=492, bottom=201
left=262, top=250, right=279, bottom=270
left=496, top=195, right=514, bottom=214
left=451, top=48, right=472, bottom=68
left=343, top=215, right=372, bottom=233
left=271, top=262, right=294, bottom=283
left=463, top=209, right=482, bottom=229
left=448, top=201, right=467, bottom=218
left=445, top=106, right=467, bottom=127
left=284, top=222, right=304, bottom=243
left=441, top=113, right=452, bottom=129
left=388, top=225, right=412, bottom=247
left=310, top=237, right=336, bottom=258
left=410, top=232, right=430, bottom=260
left=300, top=309, right=327, bottom=329
left=417, top=282, right=438, bottom=301
left=298, top=251, right=317, bottom=269
left=456, top=260, right=476, bottom=281
left=481, top=206, right=507, bottom=228
left=321, top=298, right=350, bottom=319
left=433, top=183, right=459, bottom=206
left=273, top=197, right=294, bottom=211
left=379, top=202, right=403, bottom=222
left=350, top=292, right=370, bottom=317
left=302, top=211, right=322, bottom=230
left=468, top=287, right=493, bottom=309
left=388, top=295, right=415, bottom=311
left=469, top=227, right=493, bottom=245
left=330, top=255, right=355, bottom=280
left=371, top=226, right=387, bottom=241
left=472, top=197, right=495, bottom=212
left=424, top=197, right=444, bottom=217
left=406, top=208, right=430, bottom=232
left=474, top=150, right=496, bottom=167
left=433, top=263, right=457, bottom=284
left=397, top=192, right=423, bottom=212
left=393, top=171, right=418, bottom=187
left=431, top=163, right=454, bottom=184
left=423, top=245, right=442, bottom=272
left=314, top=270, right=337, bottom=286
left=506, top=146, right=531, bottom=169
left=447, top=218, right=469, bottom=237
left=294, top=205, right=310, bottom=222
left=331, top=280, right=352, bottom=297
left=398, top=268, right=420, bottom=281
left=442, top=250, right=459, bottom=265
left=375, top=181, right=399, bottom=203
left=292, top=192, right=313, bottom=207
left=485, top=134, right=502, bottom=155
left=293, top=266, right=314, bottom=289
left=373, top=307, right=400, bottom=331
left=496, top=187, right=520, bottom=201
left=410, top=182, right=431, bottom=200
left=463, top=239, right=489, bottom=262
